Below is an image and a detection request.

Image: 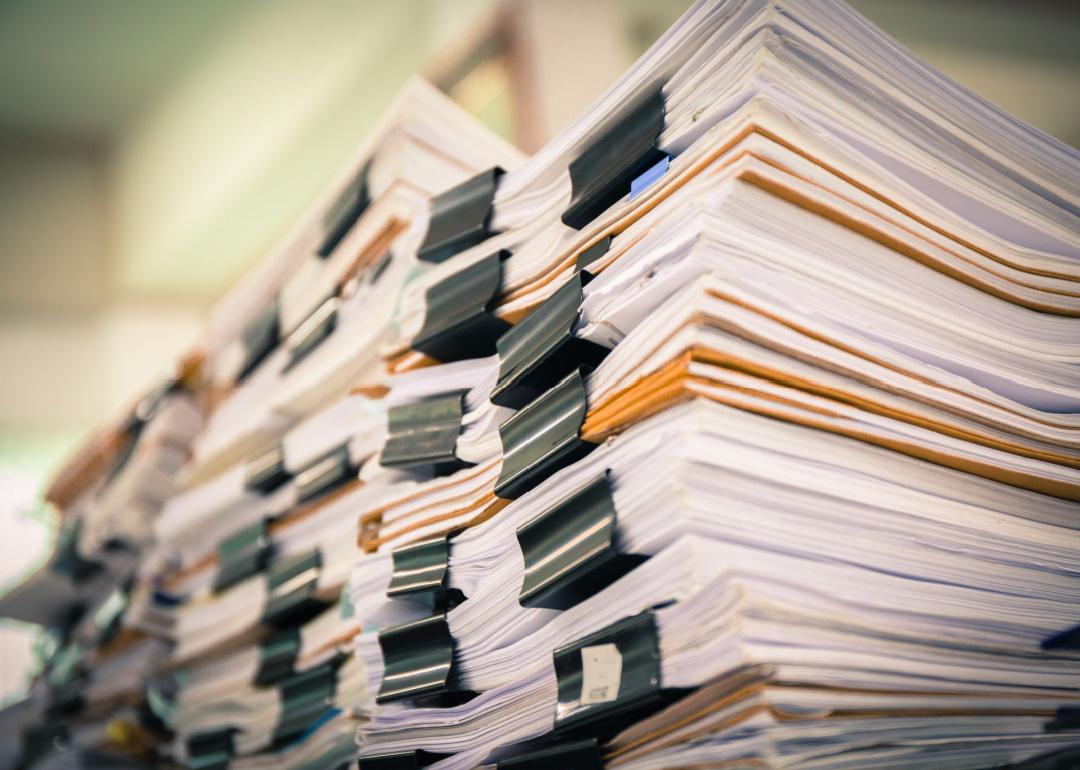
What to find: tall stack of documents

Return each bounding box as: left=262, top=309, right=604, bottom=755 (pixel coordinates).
left=348, top=2, right=1080, bottom=768
left=3, top=1, right=1080, bottom=769
left=0, top=355, right=203, bottom=769
left=138, top=79, right=523, bottom=770
left=0, top=79, right=523, bottom=770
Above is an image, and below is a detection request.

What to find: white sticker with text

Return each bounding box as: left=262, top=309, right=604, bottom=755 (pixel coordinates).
left=579, top=643, right=622, bottom=705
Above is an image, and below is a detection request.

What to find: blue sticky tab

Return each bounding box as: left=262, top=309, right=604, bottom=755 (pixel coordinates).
left=628, top=155, right=670, bottom=200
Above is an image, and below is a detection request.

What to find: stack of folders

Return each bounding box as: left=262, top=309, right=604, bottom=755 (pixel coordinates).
left=2, top=1, right=1079, bottom=769
left=349, top=0, right=1080, bottom=769
left=0, top=79, right=523, bottom=770
left=133, top=82, right=523, bottom=770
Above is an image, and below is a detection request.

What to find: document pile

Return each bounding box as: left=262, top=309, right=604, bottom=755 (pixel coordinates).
left=0, top=80, right=523, bottom=770
left=0, top=357, right=203, bottom=769
left=139, top=79, right=523, bottom=770
left=3, top=1, right=1079, bottom=769
left=348, top=0, right=1080, bottom=767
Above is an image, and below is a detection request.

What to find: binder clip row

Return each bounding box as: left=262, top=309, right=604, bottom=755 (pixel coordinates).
left=254, top=627, right=301, bottom=686
left=491, top=271, right=608, bottom=409
left=294, top=443, right=355, bottom=505
left=186, top=727, right=235, bottom=770
left=317, top=160, right=371, bottom=259
left=517, top=472, right=644, bottom=611
left=381, top=392, right=471, bottom=475
left=495, top=368, right=596, bottom=500
left=553, top=608, right=677, bottom=735
left=214, top=519, right=274, bottom=593
left=282, top=295, right=339, bottom=372
left=244, top=445, right=292, bottom=495
left=418, top=167, right=504, bottom=264
left=414, top=249, right=511, bottom=362
left=562, top=84, right=667, bottom=230
left=496, top=738, right=603, bottom=770
left=272, top=656, right=344, bottom=745
left=262, top=549, right=327, bottom=628
left=376, top=612, right=471, bottom=705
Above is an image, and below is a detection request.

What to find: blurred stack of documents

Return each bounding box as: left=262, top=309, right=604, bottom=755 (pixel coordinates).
left=0, top=79, right=523, bottom=770
left=0, top=356, right=203, bottom=769
left=141, top=79, right=523, bottom=770
left=3, top=1, right=1080, bottom=769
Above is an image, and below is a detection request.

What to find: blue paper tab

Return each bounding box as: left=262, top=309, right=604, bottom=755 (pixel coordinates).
left=628, top=155, right=670, bottom=200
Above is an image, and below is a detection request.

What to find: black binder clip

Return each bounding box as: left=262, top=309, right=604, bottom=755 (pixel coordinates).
left=377, top=612, right=466, bottom=704
left=283, top=296, right=339, bottom=371
left=386, top=533, right=462, bottom=607
left=1041, top=623, right=1080, bottom=651
left=134, top=375, right=183, bottom=423
left=495, top=368, right=595, bottom=500
left=51, top=521, right=102, bottom=583
left=554, top=609, right=677, bottom=735
left=273, top=657, right=343, bottom=744
left=491, top=272, right=608, bottom=409
left=237, top=298, right=281, bottom=382
left=294, top=444, right=354, bottom=505
left=1045, top=706, right=1080, bottom=733
left=45, top=643, right=86, bottom=716
left=497, top=738, right=603, bottom=770
left=92, top=580, right=132, bottom=646
left=317, top=161, right=371, bottom=259
left=576, top=236, right=611, bottom=275
left=357, top=751, right=448, bottom=770
left=263, top=549, right=326, bottom=628
left=48, top=677, right=86, bottom=718
left=214, top=519, right=273, bottom=593
left=20, top=724, right=70, bottom=768
left=418, top=167, right=503, bottom=264
left=254, top=627, right=301, bottom=686
left=414, top=250, right=511, bottom=362
left=186, top=727, right=235, bottom=770
left=562, top=84, right=666, bottom=230
left=517, top=472, right=645, bottom=610
left=381, top=393, right=470, bottom=474
left=245, top=445, right=292, bottom=495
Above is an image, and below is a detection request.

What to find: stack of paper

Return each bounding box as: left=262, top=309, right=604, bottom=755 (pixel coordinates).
left=3, top=1, right=1079, bottom=769
left=135, top=80, right=524, bottom=770
left=0, top=80, right=523, bottom=770
left=346, top=0, right=1080, bottom=768
left=0, top=356, right=203, bottom=769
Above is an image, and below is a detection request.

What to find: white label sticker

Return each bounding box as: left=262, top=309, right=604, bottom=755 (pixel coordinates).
left=579, top=643, right=622, bottom=705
